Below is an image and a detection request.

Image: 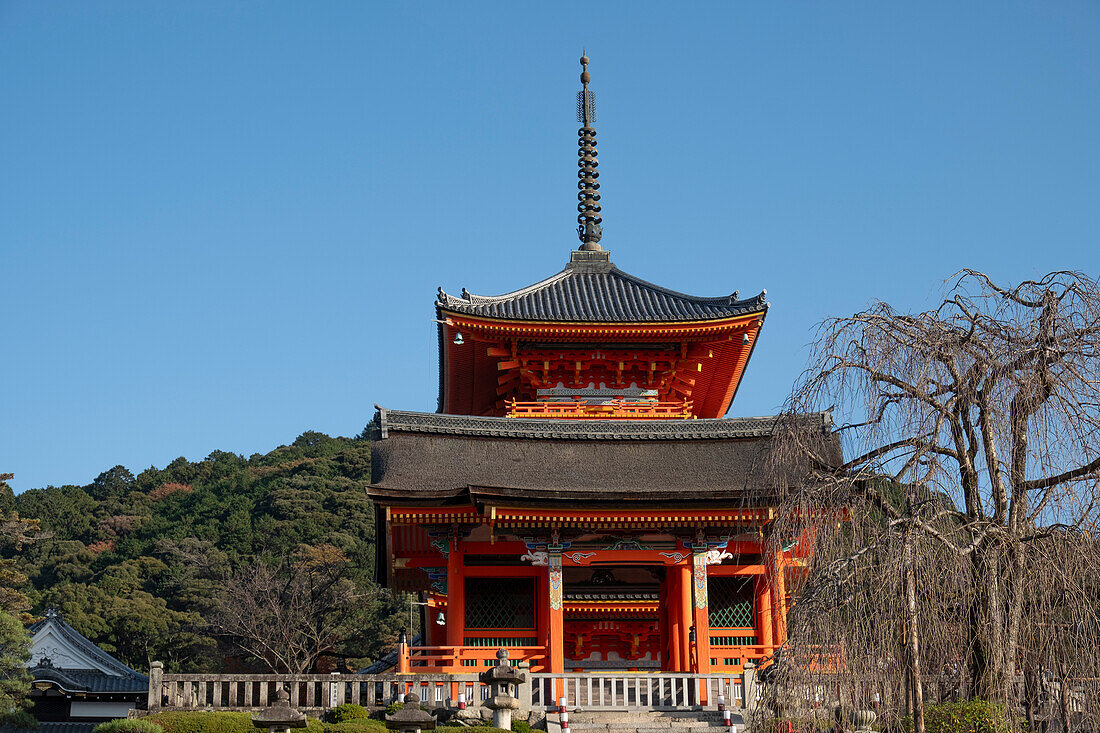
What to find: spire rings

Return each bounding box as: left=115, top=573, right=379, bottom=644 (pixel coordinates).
left=575, top=54, right=603, bottom=250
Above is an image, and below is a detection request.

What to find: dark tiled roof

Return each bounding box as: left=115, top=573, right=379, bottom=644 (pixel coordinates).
left=369, top=409, right=838, bottom=504
left=3, top=724, right=97, bottom=733
left=375, top=408, right=794, bottom=441
left=437, top=251, right=767, bottom=323
left=30, top=667, right=147, bottom=694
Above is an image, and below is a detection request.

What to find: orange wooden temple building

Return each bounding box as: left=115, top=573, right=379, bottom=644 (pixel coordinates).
left=368, top=57, right=835, bottom=676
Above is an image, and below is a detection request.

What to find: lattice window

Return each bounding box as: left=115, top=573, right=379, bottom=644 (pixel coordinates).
left=708, top=576, right=755, bottom=628
left=465, top=578, right=536, bottom=629
left=464, top=637, right=538, bottom=647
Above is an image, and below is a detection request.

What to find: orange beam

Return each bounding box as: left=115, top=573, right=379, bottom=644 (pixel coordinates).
left=388, top=507, right=481, bottom=524
left=441, top=311, right=767, bottom=339
left=492, top=507, right=773, bottom=527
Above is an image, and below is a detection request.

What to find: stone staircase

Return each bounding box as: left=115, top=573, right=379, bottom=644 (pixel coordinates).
left=547, top=709, right=745, bottom=733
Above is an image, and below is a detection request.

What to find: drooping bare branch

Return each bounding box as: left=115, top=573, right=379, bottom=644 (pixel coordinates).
left=755, top=270, right=1100, bottom=728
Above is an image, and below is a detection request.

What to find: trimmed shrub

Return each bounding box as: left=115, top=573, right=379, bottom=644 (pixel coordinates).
left=93, top=721, right=164, bottom=733
left=511, top=721, right=531, bottom=733
left=145, top=712, right=323, bottom=733
left=322, top=721, right=387, bottom=733
left=326, top=705, right=369, bottom=724
left=924, top=701, right=1010, bottom=733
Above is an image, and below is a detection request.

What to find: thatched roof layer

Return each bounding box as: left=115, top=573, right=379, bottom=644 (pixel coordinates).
left=368, top=409, right=837, bottom=506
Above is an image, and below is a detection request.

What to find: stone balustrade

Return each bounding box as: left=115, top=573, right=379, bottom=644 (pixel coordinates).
left=147, top=662, right=494, bottom=713
left=147, top=662, right=752, bottom=715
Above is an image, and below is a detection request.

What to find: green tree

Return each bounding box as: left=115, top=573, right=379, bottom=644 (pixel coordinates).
left=6, top=431, right=391, bottom=672
left=0, top=473, right=42, bottom=621
left=88, top=465, right=136, bottom=502
left=0, top=609, right=31, bottom=717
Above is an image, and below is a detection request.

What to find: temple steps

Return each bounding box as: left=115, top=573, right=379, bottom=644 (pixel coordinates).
left=548, top=709, right=744, bottom=733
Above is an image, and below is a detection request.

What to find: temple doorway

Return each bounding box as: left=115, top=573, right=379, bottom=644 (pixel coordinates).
left=562, top=565, right=662, bottom=671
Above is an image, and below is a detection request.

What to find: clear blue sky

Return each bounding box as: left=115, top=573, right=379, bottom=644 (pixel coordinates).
left=2, top=2, right=1098, bottom=493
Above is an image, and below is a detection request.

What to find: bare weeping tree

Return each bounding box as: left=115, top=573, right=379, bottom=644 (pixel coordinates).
left=209, top=545, right=375, bottom=673
left=761, top=271, right=1100, bottom=730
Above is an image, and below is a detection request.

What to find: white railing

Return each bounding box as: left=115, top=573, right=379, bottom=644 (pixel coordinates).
left=148, top=666, right=487, bottom=712
left=148, top=662, right=757, bottom=714
left=531, top=672, right=754, bottom=710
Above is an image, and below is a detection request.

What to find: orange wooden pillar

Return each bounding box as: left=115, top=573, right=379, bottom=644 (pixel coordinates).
left=691, top=553, right=711, bottom=674
left=678, top=564, right=693, bottom=672
left=771, top=550, right=787, bottom=646
left=547, top=553, right=565, bottom=698
left=658, top=575, right=670, bottom=670
left=445, top=541, right=465, bottom=651
left=755, top=574, right=773, bottom=658
left=668, top=568, right=683, bottom=671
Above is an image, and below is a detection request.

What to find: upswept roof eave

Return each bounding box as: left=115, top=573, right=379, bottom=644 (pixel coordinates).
left=439, top=267, right=574, bottom=306
left=27, top=667, right=148, bottom=694
left=435, top=259, right=768, bottom=324
left=28, top=667, right=92, bottom=693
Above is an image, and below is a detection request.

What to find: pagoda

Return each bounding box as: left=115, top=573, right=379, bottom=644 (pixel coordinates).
left=369, top=57, right=837, bottom=675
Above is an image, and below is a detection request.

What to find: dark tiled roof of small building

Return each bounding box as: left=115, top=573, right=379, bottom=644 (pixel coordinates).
left=28, top=667, right=148, bottom=694
left=3, top=724, right=98, bottom=733
left=437, top=251, right=767, bottom=323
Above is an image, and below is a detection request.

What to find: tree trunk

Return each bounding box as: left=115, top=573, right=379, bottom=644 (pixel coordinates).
left=903, top=505, right=925, bottom=733
left=1058, top=661, right=1073, bottom=733
left=1002, top=545, right=1026, bottom=706
left=1023, top=661, right=1037, bottom=733
left=970, top=544, right=1007, bottom=702
left=903, top=665, right=912, bottom=720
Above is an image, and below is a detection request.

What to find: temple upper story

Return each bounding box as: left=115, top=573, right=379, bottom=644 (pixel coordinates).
left=437, top=250, right=769, bottom=418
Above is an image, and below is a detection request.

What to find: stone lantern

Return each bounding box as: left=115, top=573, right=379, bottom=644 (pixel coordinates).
left=385, top=693, right=436, bottom=733
left=478, top=649, right=527, bottom=730
left=252, top=689, right=307, bottom=733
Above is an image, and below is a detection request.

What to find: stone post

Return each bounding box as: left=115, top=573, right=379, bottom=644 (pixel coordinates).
left=516, top=660, right=532, bottom=713
left=743, top=663, right=760, bottom=719
left=147, top=661, right=164, bottom=711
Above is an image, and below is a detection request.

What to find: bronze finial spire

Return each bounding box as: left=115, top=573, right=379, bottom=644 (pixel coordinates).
left=576, top=53, right=603, bottom=251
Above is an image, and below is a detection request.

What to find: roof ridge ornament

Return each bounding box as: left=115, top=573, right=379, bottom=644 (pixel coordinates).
left=576, top=53, right=603, bottom=251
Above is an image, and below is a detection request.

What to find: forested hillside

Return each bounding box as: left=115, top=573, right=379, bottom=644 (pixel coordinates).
left=2, top=430, right=406, bottom=673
